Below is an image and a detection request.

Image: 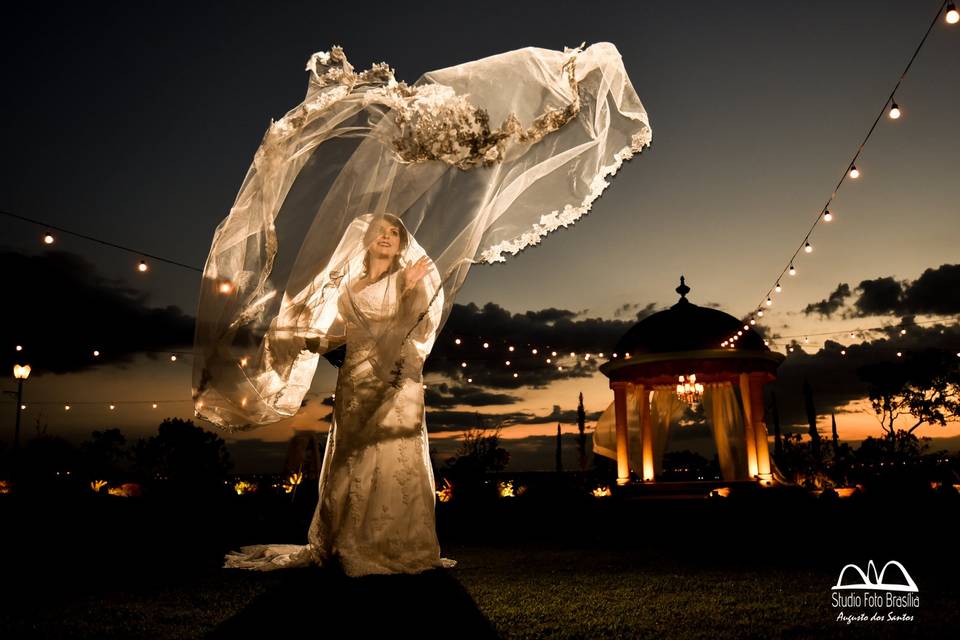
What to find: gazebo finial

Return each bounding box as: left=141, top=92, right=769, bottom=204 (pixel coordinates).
left=676, top=275, right=690, bottom=300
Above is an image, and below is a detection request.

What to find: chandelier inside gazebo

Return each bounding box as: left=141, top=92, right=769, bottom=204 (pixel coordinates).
left=675, top=374, right=703, bottom=405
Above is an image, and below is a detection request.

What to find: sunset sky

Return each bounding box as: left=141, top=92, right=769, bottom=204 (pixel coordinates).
left=2, top=1, right=958, bottom=473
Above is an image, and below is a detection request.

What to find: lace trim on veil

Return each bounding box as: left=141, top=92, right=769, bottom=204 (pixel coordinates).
left=477, top=129, right=652, bottom=264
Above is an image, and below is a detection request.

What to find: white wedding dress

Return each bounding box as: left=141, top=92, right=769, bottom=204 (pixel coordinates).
left=224, top=270, right=456, bottom=577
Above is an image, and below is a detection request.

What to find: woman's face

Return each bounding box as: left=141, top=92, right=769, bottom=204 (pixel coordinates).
left=368, top=219, right=402, bottom=259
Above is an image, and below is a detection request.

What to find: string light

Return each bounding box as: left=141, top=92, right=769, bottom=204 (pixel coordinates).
left=218, top=280, right=233, bottom=294
left=888, top=101, right=901, bottom=119
left=508, top=346, right=514, bottom=352
left=948, top=3, right=959, bottom=24
left=138, top=260, right=148, bottom=272
left=766, top=297, right=772, bottom=307
left=466, top=378, right=472, bottom=383
left=505, top=360, right=510, bottom=366
left=461, top=362, right=467, bottom=368
left=93, top=350, right=100, bottom=357
left=483, top=342, right=489, bottom=349
left=152, top=403, right=158, bottom=409
left=823, top=210, right=833, bottom=222
left=170, top=354, right=177, bottom=362
left=531, top=348, right=538, bottom=355
left=789, top=265, right=796, bottom=276
left=43, top=231, right=55, bottom=244
left=64, top=404, right=71, bottom=411
left=109, top=404, right=115, bottom=410
left=804, top=241, right=813, bottom=253
left=849, top=165, right=860, bottom=179
left=513, top=372, right=518, bottom=378
left=775, top=282, right=782, bottom=293
left=454, top=338, right=461, bottom=345
left=15, top=345, right=22, bottom=351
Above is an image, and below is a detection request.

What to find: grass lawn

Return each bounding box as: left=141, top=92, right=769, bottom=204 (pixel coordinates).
left=1, top=487, right=957, bottom=639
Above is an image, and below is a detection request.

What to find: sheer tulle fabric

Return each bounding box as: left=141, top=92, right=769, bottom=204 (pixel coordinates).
left=192, top=41, right=650, bottom=430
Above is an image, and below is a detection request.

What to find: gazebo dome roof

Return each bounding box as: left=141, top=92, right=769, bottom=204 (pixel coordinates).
left=600, top=277, right=783, bottom=384
left=614, top=277, right=767, bottom=356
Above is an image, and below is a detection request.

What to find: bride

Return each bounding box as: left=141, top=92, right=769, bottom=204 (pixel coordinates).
left=223, top=213, right=457, bottom=576
left=193, top=41, right=651, bottom=577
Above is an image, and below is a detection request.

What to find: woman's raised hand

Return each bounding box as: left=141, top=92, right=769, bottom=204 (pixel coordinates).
left=401, top=255, right=432, bottom=293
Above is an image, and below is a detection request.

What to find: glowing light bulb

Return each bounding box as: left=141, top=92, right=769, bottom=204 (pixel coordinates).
left=546, top=358, right=551, bottom=363
left=21, top=404, right=26, bottom=410
left=531, top=349, right=538, bottom=355
left=789, top=265, right=796, bottom=276
left=557, top=366, right=563, bottom=371
left=240, top=357, right=248, bottom=367
left=841, top=350, right=846, bottom=356
left=743, top=325, right=749, bottom=331
left=737, top=331, right=742, bottom=336
left=505, top=360, right=510, bottom=366
left=750, top=319, right=756, bottom=325
left=170, top=354, right=177, bottom=362
left=43, top=232, right=55, bottom=244
left=461, top=362, right=467, bottom=367
left=513, top=372, right=518, bottom=378
left=570, top=352, right=575, bottom=357
left=454, top=338, right=461, bottom=345
left=93, top=350, right=100, bottom=357
left=152, top=403, right=158, bottom=409
left=899, top=328, right=907, bottom=335
left=16, top=345, right=22, bottom=351
left=65, top=404, right=71, bottom=411
left=823, top=210, right=833, bottom=222
left=508, top=346, right=514, bottom=352
left=483, top=342, right=489, bottom=349
left=775, top=283, right=782, bottom=293
left=849, top=165, right=860, bottom=179
left=757, top=310, right=764, bottom=317
left=804, top=242, right=812, bottom=253
left=467, top=378, right=472, bottom=383
left=109, top=404, right=115, bottom=410
left=138, top=260, right=148, bottom=272
left=888, top=102, right=901, bottom=119
left=551, top=351, right=557, bottom=357
left=896, top=351, right=902, bottom=357
left=766, top=298, right=772, bottom=307
left=218, top=280, right=233, bottom=294
left=948, top=3, right=959, bottom=24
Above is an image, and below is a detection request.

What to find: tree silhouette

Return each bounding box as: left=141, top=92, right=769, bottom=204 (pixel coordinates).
left=576, top=391, right=587, bottom=471
left=858, top=348, right=960, bottom=442
left=131, top=418, right=232, bottom=492
left=79, top=428, right=129, bottom=480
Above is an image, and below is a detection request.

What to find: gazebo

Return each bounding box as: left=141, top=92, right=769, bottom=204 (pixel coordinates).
left=594, top=277, right=785, bottom=486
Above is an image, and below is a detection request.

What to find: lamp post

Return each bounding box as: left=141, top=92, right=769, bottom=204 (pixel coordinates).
left=12, top=364, right=30, bottom=452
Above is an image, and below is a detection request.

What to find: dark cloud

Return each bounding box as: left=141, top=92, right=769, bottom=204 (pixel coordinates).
left=849, top=264, right=960, bottom=317
left=800, top=264, right=960, bottom=319
left=2, top=250, right=194, bottom=376
left=853, top=276, right=904, bottom=316
left=425, top=409, right=534, bottom=432
left=613, top=302, right=658, bottom=319
left=523, top=308, right=577, bottom=323
left=425, top=301, right=645, bottom=389
left=803, top=283, right=851, bottom=317
left=425, top=382, right=522, bottom=408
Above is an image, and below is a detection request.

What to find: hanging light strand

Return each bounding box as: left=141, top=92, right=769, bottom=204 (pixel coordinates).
left=734, top=1, right=954, bottom=344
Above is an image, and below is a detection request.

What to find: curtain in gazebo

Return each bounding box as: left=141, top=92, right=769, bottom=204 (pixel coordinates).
left=702, top=383, right=749, bottom=481
left=592, top=382, right=752, bottom=481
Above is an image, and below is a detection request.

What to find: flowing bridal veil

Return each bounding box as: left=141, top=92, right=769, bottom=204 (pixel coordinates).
left=192, top=42, right=651, bottom=576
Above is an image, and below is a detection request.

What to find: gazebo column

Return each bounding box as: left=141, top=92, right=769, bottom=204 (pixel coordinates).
left=611, top=381, right=631, bottom=485
left=738, top=372, right=760, bottom=479
left=639, top=385, right=654, bottom=481
left=748, top=372, right=773, bottom=484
